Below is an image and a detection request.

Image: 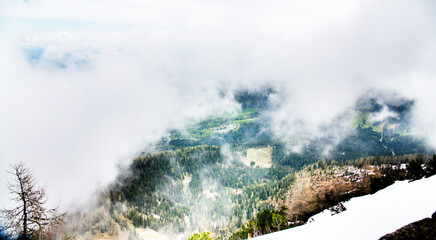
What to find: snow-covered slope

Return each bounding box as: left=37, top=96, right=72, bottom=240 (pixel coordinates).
left=255, top=175, right=436, bottom=240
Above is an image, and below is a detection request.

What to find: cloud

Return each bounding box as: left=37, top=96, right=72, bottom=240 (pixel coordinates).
left=0, top=0, right=436, bottom=209
left=0, top=33, right=239, bottom=209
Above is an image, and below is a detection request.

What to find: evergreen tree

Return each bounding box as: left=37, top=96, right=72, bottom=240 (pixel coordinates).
left=407, top=159, right=426, bottom=181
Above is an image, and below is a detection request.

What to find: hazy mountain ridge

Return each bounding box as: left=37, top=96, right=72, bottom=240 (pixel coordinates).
left=64, top=153, right=435, bottom=240
left=60, top=88, right=434, bottom=240
left=3, top=2, right=436, bottom=240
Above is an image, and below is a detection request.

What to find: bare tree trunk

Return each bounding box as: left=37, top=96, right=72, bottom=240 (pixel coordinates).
left=1, top=162, right=67, bottom=240
left=17, top=167, right=28, bottom=239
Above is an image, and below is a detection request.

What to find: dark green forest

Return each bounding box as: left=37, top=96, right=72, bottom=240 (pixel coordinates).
left=88, top=89, right=435, bottom=240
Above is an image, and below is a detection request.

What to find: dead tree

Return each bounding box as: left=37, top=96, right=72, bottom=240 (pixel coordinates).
left=0, top=162, right=66, bottom=239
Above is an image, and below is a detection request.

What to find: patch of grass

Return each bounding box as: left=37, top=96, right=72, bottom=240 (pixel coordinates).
left=171, top=108, right=261, bottom=143
left=235, top=108, right=258, bottom=119
left=190, top=129, right=214, bottom=138
left=241, top=147, right=273, bottom=168
left=353, top=112, right=383, bottom=133
left=353, top=113, right=371, bottom=129
left=373, top=125, right=383, bottom=132
left=234, top=118, right=259, bottom=125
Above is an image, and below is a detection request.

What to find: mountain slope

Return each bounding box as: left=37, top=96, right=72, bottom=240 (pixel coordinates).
left=379, top=213, right=436, bottom=240
left=62, top=89, right=434, bottom=240
left=253, top=175, right=436, bottom=240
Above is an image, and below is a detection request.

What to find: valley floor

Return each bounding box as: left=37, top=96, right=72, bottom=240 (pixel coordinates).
left=254, top=175, right=436, bottom=240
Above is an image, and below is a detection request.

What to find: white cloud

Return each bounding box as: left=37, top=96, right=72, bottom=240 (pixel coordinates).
left=0, top=0, right=436, bottom=209
left=370, top=103, right=398, bottom=123
left=0, top=33, right=239, bottom=208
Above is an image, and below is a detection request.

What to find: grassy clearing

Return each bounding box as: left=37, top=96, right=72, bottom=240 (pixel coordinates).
left=373, top=124, right=383, bottom=132
left=241, top=147, right=272, bottom=168
left=234, top=118, right=259, bottom=125
left=353, top=113, right=370, bottom=129
left=353, top=112, right=383, bottom=132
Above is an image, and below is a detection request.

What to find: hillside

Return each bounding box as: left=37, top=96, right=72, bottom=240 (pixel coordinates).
left=379, top=213, right=436, bottom=240
left=61, top=89, right=435, bottom=240
left=3, top=2, right=436, bottom=240
left=253, top=175, right=436, bottom=240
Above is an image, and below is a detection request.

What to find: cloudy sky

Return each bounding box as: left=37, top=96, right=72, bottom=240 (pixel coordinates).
left=1, top=0, right=436, bottom=208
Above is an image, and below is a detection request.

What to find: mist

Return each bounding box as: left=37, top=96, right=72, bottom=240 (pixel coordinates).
left=1, top=0, right=436, bottom=218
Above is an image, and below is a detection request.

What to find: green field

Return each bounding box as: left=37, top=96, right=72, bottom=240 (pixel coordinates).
left=353, top=112, right=383, bottom=133
left=170, top=108, right=260, bottom=141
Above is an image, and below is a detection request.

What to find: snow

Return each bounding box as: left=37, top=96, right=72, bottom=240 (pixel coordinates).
left=255, top=175, right=436, bottom=240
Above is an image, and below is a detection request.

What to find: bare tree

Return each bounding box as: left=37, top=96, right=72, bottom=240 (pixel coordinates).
left=0, top=162, right=66, bottom=240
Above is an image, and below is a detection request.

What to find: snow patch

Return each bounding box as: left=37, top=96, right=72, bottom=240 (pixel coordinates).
left=255, top=175, right=436, bottom=240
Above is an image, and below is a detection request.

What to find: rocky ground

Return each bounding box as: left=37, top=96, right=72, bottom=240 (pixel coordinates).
left=379, top=211, right=436, bottom=240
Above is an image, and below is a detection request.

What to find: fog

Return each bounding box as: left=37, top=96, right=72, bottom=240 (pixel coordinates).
left=1, top=0, right=436, bottom=211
